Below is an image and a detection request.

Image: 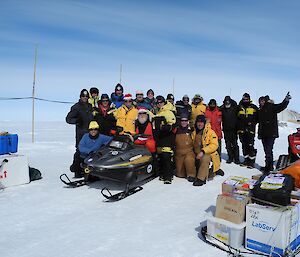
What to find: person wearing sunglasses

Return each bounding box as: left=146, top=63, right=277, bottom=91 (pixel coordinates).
left=94, top=94, right=116, bottom=136
left=237, top=93, right=259, bottom=169
left=110, top=83, right=124, bottom=108
left=66, top=89, right=94, bottom=177
left=175, top=114, right=196, bottom=182
left=79, top=121, right=112, bottom=160
left=152, top=95, right=176, bottom=184
left=175, top=95, right=192, bottom=126
left=113, top=94, right=138, bottom=135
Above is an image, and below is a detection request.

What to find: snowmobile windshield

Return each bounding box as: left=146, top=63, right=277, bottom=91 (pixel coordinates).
left=109, top=140, right=126, bottom=149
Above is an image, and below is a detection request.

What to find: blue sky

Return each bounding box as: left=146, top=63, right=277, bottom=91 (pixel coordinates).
left=0, top=0, right=299, bottom=121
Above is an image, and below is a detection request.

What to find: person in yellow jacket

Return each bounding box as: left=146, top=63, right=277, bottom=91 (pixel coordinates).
left=113, top=94, right=138, bottom=135
left=88, top=87, right=100, bottom=117
left=153, top=95, right=176, bottom=184
left=191, top=94, right=206, bottom=125
left=191, top=115, right=224, bottom=186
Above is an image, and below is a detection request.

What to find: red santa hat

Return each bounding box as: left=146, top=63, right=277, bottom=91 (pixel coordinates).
left=123, top=93, right=133, bottom=101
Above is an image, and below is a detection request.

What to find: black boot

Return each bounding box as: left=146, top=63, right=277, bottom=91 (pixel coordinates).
left=187, top=176, right=195, bottom=182
left=216, top=169, right=224, bottom=176
left=240, top=157, right=249, bottom=167
left=193, top=178, right=206, bottom=186
left=226, top=157, right=233, bottom=164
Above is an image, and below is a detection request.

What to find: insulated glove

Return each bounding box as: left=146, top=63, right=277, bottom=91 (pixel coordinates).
left=285, top=92, right=292, bottom=101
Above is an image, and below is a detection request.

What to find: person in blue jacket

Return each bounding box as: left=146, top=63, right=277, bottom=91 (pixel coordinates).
left=110, top=83, right=124, bottom=108
left=79, top=121, right=112, bottom=159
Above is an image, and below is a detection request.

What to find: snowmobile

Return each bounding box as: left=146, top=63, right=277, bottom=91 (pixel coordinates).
left=60, top=134, right=156, bottom=201
left=276, top=128, right=300, bottom=170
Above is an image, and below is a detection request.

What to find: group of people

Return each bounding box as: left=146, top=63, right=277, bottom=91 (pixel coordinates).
left=66, top=83, right=292, bottom=186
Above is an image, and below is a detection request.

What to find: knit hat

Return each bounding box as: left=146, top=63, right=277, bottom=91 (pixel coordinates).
left=166, top=94, right=174, bottom=101
left=80, top=89, right=89, bottom=98
left=193, top=94, right=202, bottom=100
left=115, top=83, right=124, bottom=92
left=156, top=95, right=165, bottom=103
left=180, top=113, right=189, bottom=120
left=89, top=87, right=99, bottom=95
left=89, top=121, right=99, bottom=130
left=147, top=89, right=154, bottom=96
left=243, top=93, right=250, bottom=99
left=195, top=115, right=206, bottom=123
left=182, top=95, right=189, bottom=101
left=101, top=94, right=109, bottom=101
left=208, top=99, right=217, bottom=106
left=123, top=93, right=133, bottom=101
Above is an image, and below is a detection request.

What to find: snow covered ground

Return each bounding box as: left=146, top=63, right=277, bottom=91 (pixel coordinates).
left=0, top=121, right=299, bottom=257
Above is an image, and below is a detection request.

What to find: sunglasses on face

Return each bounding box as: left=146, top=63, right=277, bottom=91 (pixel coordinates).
left=102, top=100, right=109, bottom=102
left=90, top=129, right=98, bottom=131
left=181, top=120, right=188, bottom=122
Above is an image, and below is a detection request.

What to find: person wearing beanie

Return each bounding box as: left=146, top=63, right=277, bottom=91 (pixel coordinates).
left=94, top=94, right=116, bottom=136
left=237, top=93, right=259, bottom=168
left=205, top=99, right=222, bottom=161
left=175, top=114, right=196, bottom=182
left=88, top=87, right=100, bottom=116
left=258, top=92, right=291, bottom=173
left=165, top=93, right=176, bottom=115
left=134, top=90, right=152, bottom=110
left=219, top=96, right=240, bottom=164
left=78, top=121, right=112, bottom=159
left=191, top=94, right=206, bottom=125
left=66, top=88, right=94, bottom=178
left=145, top=89, right=156, bottom=111
left=152, top=95, right=176, bottom=184
left=175, top=95, right=192, bottom=126
left=110, top=83, right=124, bottom=108
left=191, top=115, right=223, bottom=186
left=113, top=93, right=138, bottom=134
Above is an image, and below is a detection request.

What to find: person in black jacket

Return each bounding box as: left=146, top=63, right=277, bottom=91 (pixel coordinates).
left=237, top=93, right=258, bottom=168
left=175, top=95, right=192, bottom=125
left=258, top=92, right=291, bottom=173
left=94, top=94, right=116, bottom=136
left=66, top=89, right=94, bottom=177
left=220, top=96, right=240, bottom=164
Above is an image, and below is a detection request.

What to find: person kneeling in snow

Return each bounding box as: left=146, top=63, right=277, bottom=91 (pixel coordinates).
left=79, top=121, right=112, bottom=161
left=192, top=115, right=224, bottom=186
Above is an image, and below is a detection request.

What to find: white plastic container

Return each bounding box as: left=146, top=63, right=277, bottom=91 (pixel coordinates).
left=206, top=214, right=246, bottom=249
left=0, top=154, right=30, bottom=188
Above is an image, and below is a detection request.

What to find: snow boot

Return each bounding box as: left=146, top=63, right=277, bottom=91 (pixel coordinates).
left=193, top=179, right=206, bottom=186
left=240, top=157, right=249, bottom=167
left=226, top=157, right=233, bottom=164
left=216, top=169, right=224, bottom=176
left=164, top=179, right=172, bottom=184
left=187, top=176, right=195, bottom=182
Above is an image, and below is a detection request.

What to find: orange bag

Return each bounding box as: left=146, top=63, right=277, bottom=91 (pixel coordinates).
left=280, top=160, right=300, bottom=188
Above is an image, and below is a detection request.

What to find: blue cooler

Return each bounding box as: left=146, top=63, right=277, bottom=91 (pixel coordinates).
left=0, top=134, right=18, bottom=155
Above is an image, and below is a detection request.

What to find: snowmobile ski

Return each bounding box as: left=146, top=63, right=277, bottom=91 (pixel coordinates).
left=101, top=186, right=143, bottom=201
left=59, top=173, right=88, bottom=187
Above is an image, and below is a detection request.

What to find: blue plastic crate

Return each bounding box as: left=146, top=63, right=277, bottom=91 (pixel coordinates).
left=0, top=134, right=18, bottom=155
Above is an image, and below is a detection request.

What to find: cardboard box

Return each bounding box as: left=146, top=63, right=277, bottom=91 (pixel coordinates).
left=215, top=194, right=250, bottom=224
left=206, top=214, right=246, bottom=249
left=222, top=176, right=257, bottom=194
left=245, top=204, right=300, bottom=256
left=0, top=154, right=30, bottom=188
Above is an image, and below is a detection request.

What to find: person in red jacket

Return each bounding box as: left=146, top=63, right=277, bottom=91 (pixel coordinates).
left=134, top=108, right=156, bottom=153
left=134, top=108, right=157, bottom=173
left=205, top=99, right=222, bottom=161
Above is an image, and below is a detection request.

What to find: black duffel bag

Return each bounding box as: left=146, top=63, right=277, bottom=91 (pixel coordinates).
left=251, top=173, right=294, bottom=206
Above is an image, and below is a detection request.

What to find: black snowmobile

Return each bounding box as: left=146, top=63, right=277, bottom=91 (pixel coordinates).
left=276, top=127, right=300, bottom=170
left=60, top=134, right=156, bottom=201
